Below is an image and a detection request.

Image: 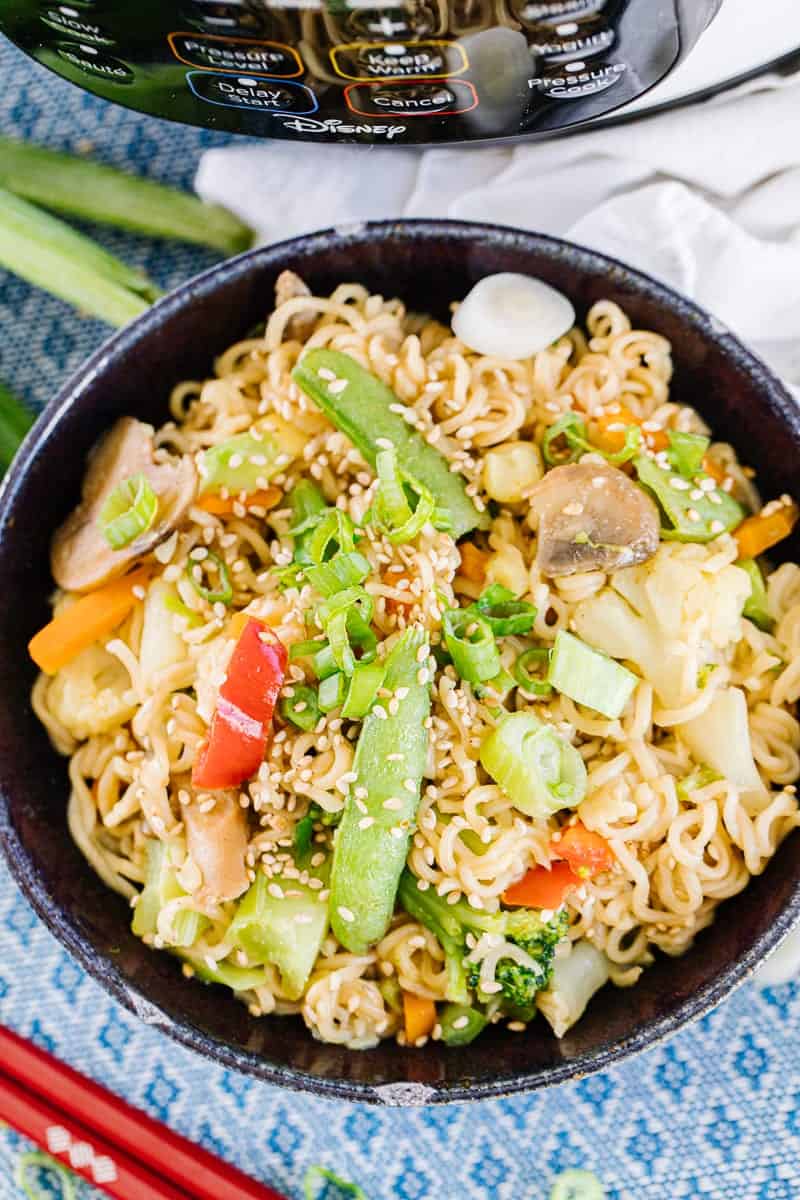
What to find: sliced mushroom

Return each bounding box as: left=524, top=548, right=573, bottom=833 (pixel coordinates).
left=183, top=791, right=250, bottom=904
left=529, top=461, right=660, bottom=577
left=52, top=418, right=197, bottom=593
left=275, top=269, right=317, bottom=342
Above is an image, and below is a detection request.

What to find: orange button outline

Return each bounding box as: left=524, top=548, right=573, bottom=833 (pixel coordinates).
left=344, top=78, right=477, bottom=118
left=331, top=39, right=468, bottom=83
left=167, top=30, right=302, bottom=79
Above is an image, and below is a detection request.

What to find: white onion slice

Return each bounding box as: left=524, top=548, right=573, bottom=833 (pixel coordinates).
left=452, top=272, right=575, bottom=360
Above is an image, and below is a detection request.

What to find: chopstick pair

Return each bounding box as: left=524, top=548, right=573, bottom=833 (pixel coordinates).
left=0, top=1023, right=286, bottom=1200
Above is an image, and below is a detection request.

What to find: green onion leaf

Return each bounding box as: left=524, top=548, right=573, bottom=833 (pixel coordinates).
left=99, top=472, right=158, bottom=549
left=279, top=685, right=321, bottom=731
left=548, top=629, right=637, bottom=719
left=542, top=413, right=589, bottom=466
left=442, top=607, right=501, bottom=684
left=0, top=186, right=159, bottom=326
left=318, top=671, right=347, bottom=712
left=513, top=646, right=553, bottom=697
left=474, top=583, right=536, bottom=636
left=290, top=637, right=327, bottom=661
left=342, top=659, right=386, bottom=719
left=163, top=590, right=203, bottom=628
left=187, top=551, right=234, bottom=606
left=198, top=432, right=280, bottom=496
left=0, top=136, right=254, bottom=255
left=293, top=812, right=315, bottom=866
left=304, top=550, right=370, bottom=597
left=307, top=508, right=357, bottom=563
left=634, top=454, right=744, bottom=543
left=304, top=1166, right=367, bottom=1200
left=372, top=444, right=437, bottom=544
left=480, top=711, right=587, bottom=817
left=666, top=429, right=709, bottom=478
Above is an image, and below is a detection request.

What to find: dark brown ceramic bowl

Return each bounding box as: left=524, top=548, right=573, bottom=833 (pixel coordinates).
left=2, top=220, right=799, bottom=1105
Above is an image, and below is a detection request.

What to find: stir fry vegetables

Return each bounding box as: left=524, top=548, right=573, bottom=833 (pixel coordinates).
left=197, top=432, right=283, bottom=496
left=132, top=839, right=208, bottom=948
left=481, top=712, right=587, bottom=817
left=402, top=992, right=437, bottom=1043
left=192, top=618, right=287, bottom=790
left=634, top=454, right=744, bottom=542
left=229, top=869, right=330, bottom=1000
left=292, top=349, right=487, bottom=539
left=99, top=473, right=158, bottom=550
left=547, top=630, right=637, bottom=719
left=734, top=499, right=799, bottom=559
left=28, top=566, right=151, bottom=674
left=329, top=628, right=432, bottom=953
left=503, top=862, right=579, bottom=909
left=555, top=824, right=615, bottom=878
left=739, top=558, right=774, bottom=631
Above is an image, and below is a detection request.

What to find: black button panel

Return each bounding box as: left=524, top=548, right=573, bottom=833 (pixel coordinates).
left=528, top=19, right=615, bottom=62
left=2, top=0, right=696, bottom=145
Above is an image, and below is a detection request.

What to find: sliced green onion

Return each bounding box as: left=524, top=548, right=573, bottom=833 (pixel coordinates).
left=0, top=186, right=159, bottom=326
left=443, top=607, right=501, bottom=684
left=304, top=550, right=370, bottom=597
left=318, top=671, right=347, bottom=712
left=666, top=429, right=709, bottom=478
left=474, top=667, right=516, bottom=706
left=288, top=479, right=328, bottom=563
left=293, top=812, right=316, bottom=865
left=307, top=507, right=357, bottom=563
left=346, top=605, right=378, bottom=663
left=739, top=557, right=774, bottom=632
left=0, top=379, right=34, bottom=474
left=543, top=411, right=641, bottom=467
left=542, top=413, right=588, bottom=466
left=198, top=432, right=280, bottom=496
left=187, top=551, right=233, bottom=606
left=316, top=588, right=374, bottom=674
left=304, top=1166, right=367, bottom=1200
left=99, top=472, right=158, bottom=549
left=548, top=630, right=636, bottom=719
left=279, top=685, right=320, bottom=731
left=16, top=1151, right=77, bottom=1200
left=290, top=637, right=327, bottom=661
left=634, top=454, right=744, bottom=543
left=163, top=589, right=203, bottom=628
left=474, top=583, right=536, bottom=636
left=549, top=1169, right=606, bottom=1200
left=480, top=711, right=587, bottom=817
left=0, top=136, right=253, bottom=254
left=513, top=646, right=553, bottom=697
left=440, top=1002, right=488, bottom=1046
left=312, top=642, right=340, bottom=680
left=373, top=445, right=436, bottom=544
left=342, top=660, right=386, bottom=719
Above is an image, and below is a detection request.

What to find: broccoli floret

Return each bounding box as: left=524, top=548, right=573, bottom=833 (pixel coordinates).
left=397, top=870, right=569, bottom=1011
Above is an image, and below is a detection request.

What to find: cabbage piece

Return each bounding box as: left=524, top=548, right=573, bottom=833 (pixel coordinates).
left=572, top=545, right=751, bottom=708
left=47, top=642, right=137, bottom=740
left=678, top=687, right=767, bottom=802
left=537, top=940, right=611, bottom=1037
left=139, top=579, right=187, bottom=691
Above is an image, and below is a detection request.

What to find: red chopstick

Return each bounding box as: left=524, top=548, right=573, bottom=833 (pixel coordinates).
left=0, top=1023, right=286, bottom=1200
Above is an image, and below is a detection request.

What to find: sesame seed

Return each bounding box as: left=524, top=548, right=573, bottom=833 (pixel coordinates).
left=383, top=797, right=403, bottom=811
left=317, top=367, right=335, bottom=381
left=373, top=706, right=388, bottom=720
left=710, top=519, right=725, bottom=534
left=670, top=478, right=691, bottom=491
left=562, top=501, right=584, bottom=517
left=403, top=779, right=417, bottom=794
left=687, top=508, right=701, bottom=522
left=508, top=1021, right=526, bottom=1032
left=386, top=753, right=404, bottom=762
left=452, top=1015, right=469, bottom=1030
left=358, top=816, right=375, bottom=830
left=268, top=883, right=285, bottom=899
left=389, top=826, right=405, bottom=839
left=338, top=906, right=355, bottom=923
left=482, top=981, right=503, bottom=994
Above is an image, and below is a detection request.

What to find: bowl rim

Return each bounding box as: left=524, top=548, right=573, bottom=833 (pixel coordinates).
left=2, top=217, right=799, bottom=1105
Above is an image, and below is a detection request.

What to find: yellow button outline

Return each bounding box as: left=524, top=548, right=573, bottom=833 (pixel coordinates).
left=331, top=40, right=468, bottom=83
left=167, top=31, right=303, bottom=79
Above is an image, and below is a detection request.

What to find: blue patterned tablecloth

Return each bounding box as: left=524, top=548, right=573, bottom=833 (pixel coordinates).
left=2, top=37, right=800, bottom=1200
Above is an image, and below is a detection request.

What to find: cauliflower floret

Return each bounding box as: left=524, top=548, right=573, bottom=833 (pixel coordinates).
left=47, top=643, right=137, bottom=741
left=573, top=543, right=751, bottom=709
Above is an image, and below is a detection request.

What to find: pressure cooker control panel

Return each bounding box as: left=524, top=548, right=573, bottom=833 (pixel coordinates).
left=0, top=0, right=720, bottom=145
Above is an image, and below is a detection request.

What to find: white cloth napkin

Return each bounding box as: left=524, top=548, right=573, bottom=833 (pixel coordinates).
left=196, top=73, right=800, bottom=985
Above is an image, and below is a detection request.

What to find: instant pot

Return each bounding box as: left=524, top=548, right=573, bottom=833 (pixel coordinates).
left=0, top=0, right=728, bottom=145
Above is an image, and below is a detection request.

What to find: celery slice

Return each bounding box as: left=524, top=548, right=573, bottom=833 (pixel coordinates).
left=548, top=629, right=637, bottom=719
left=0, top=187, right=159, bottom=326
left=0, top=137, right=253, bottom=255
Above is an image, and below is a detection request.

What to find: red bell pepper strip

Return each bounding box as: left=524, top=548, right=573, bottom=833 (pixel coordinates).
left=554, top=823, right=615, bottom=879
left=502, top=861, right=579, bottom=909
left=192, top=618, right=287, bottom=790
